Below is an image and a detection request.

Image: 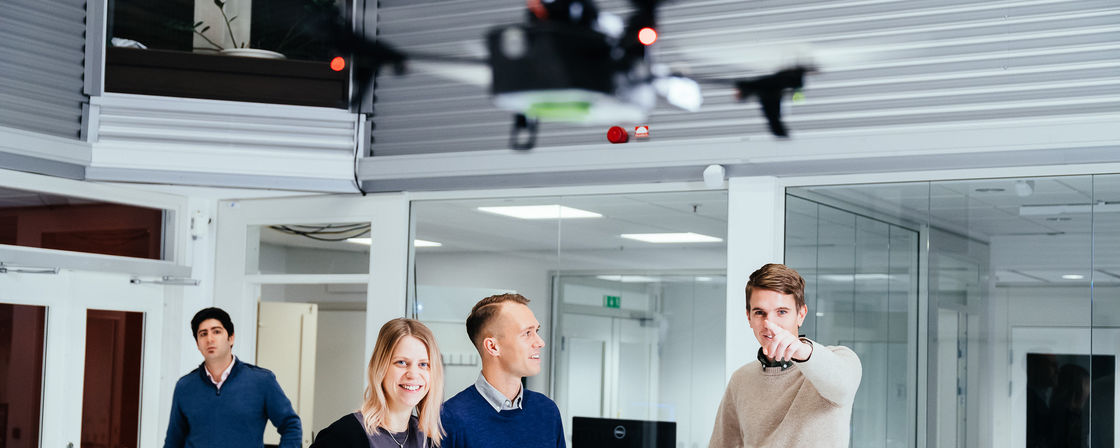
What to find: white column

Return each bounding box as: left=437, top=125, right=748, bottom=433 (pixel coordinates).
left=364, top=193, right=411, bottom=361
left=724, top=176, right=784, bottom=381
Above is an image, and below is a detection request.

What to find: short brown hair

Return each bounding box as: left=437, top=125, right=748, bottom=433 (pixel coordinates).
left=466, top=293, right=530, bottom=349
left=745, top=263, right=805, bottom=310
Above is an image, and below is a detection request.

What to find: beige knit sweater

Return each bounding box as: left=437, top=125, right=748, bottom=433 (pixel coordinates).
left=708, top=341, right=862, bottom=448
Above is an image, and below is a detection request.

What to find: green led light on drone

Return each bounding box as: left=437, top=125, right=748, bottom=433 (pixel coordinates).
left=792, top=91, right=805, bottom=103
left=526, top=102, right=592, bottom=120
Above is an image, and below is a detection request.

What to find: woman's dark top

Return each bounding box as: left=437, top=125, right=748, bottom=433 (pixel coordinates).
left=310, top=412, right=429, bottom=448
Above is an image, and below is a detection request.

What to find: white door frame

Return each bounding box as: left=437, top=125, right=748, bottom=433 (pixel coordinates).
left=0, top=168, right=194, bottom=446
left=213, top=193, right=409, bottom=365
left=0, top=269, right=166, bottom=448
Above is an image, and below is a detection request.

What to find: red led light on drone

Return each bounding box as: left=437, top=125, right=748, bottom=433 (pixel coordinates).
left=330, top=56, right=346, bottom=72
left=638, top=27, right=657, bottom=46
left=634, top=125, right=649, bottom=138
left=607, top=126, right=629, bottom=144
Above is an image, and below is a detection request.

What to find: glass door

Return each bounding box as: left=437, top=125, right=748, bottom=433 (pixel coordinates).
left=0, top=302, right=46, bottom=448
left=0, top=269, right=166, bottom=447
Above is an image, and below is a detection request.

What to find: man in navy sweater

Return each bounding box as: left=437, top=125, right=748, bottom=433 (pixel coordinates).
left=441, top=294, right=566, bottom=448
left=164, top=307, right=302, bottom=448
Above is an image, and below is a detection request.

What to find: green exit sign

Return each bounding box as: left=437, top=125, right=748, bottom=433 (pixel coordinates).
left=603, top=295, right=621, bottom=308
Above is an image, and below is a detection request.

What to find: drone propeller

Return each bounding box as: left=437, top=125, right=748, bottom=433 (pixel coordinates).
left=734, top=66, right=813, bottom=137
left=308, top=6, right=489, bottom=110
left=695, top=65, right=815, bottom=138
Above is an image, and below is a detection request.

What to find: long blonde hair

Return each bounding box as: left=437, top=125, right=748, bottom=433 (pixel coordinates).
left=361, top=318, right=445, bottom=446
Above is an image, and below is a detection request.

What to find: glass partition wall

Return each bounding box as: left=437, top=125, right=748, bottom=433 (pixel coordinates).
left=411, top=191, right=728, bottom=448
left=787, top=174, right=1117, bottom=448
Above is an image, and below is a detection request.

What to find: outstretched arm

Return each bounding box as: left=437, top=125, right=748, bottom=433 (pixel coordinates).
left=760, top=320, right=861, bottom=406
left=795, top=342, right=862, bottom=406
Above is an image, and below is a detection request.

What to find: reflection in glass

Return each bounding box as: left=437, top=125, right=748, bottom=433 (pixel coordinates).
left=109, top=0, right=344, bottom=61
left=786, top=175, right=1120, bottom=447
left=785, top=194, right=919, bottom=448
left=1091, top=174, right=1120, bottom=448
left=553, top=274, right=725, bottom=448
left=410, top=191, right=727, bottom=447
left=0, top=186, right=166, bottom=260
left=0, top=304, right=46, bottom=448
left=556, top=191, right=728, bottom=448
left=1026, top=354, right=1114, bottom=448
left=82, top=310, right=144, bottom=448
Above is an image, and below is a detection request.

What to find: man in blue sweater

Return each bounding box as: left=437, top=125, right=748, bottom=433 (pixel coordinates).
left=441, top=294, right=566, bottom=448
left=164, top=307, right=302, bottom=448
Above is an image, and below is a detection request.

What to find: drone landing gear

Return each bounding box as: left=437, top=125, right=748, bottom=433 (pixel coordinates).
left=510, top=114, right=539, bottom=150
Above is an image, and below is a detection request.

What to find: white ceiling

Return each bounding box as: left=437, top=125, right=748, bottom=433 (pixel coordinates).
left=412, top=191, right=729, bottom=272
left=259, top=223, right=371, bottom=253
left=412, top=191, right=728, bottom=253
left=255, top=191, right=729, bottom=272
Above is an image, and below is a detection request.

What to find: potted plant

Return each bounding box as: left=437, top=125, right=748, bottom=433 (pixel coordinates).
left=188, top=0, right=286, bottom=59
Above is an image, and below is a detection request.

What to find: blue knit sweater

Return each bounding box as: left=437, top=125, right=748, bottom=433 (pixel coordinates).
left=164, top=359, right=302, bottom=448
left=440, top=385, right=566, bottom=448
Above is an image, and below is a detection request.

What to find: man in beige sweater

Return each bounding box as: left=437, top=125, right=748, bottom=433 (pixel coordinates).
left=709, top=263, right=862, bottom=448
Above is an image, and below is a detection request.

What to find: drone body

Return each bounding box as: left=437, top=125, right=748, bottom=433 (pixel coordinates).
left=321, top=0, right=811, bottom=149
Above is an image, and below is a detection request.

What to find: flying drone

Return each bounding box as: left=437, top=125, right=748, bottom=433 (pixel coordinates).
left=317, top=0, right=813, bottom=150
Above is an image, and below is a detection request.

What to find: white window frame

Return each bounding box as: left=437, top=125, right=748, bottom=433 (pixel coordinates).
left=0, top=168, right=192, bottom=446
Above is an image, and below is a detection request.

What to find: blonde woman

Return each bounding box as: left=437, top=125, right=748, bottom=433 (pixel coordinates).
left=312, top=318, right=444, bottom=448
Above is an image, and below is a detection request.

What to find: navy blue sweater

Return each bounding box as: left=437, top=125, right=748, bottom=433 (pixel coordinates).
left=164, top=359, right=302, bottom=448
left=440, top=385, right=566, bottom=448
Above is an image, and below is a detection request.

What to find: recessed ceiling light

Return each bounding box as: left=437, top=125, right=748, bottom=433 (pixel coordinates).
left=695, top=276, right=713, bottom=282
left=597, top=275, right=660, bottom=283
left=477, top=205, right=602, bottom=219
left=1061, top=274, right=1084, bottom=280
left=620, top=232, right=722, bottom=243
left=346, top=238, right=443, bottom=248
left=820, top=273, right=892, bottom=282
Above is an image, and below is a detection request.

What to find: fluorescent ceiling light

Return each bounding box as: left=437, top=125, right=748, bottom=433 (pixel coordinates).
left=1061, top=274, right=1084, bottom=280
left=820, top=273, right=892, bottom=282
left=620, top=232, right=722, bottom=243
left=597, top=275, right=661, bottom=283
left=414, top=239, right=443, bottom=247
left=477, top=205, right=602, bottom=219
left=695, top=276, right=713, bottom=282
left=1020, top=202, right=1120, bottom=216
left=346, top=238, right=443, bottom=248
